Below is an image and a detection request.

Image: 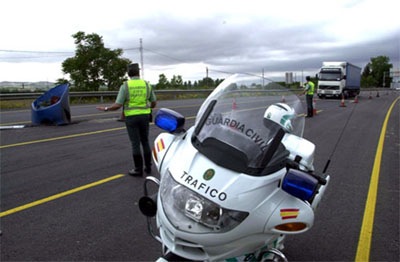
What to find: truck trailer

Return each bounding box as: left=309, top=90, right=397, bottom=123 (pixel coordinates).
left=317, top=61, right=361, bottom=98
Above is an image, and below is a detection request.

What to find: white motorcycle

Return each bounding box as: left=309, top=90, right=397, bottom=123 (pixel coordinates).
left=139, top=74, right=330, bottom=261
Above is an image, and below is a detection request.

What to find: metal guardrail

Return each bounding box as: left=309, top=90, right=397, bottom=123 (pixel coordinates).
left=0, top=89, right=214, bottom=101
left=0, top=88, right=396, bottom=101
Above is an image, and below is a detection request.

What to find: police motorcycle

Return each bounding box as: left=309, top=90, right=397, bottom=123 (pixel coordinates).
left=139, top=74, right=330, bottom=261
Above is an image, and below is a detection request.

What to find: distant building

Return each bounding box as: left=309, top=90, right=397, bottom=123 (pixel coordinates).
left=390, top=68, right=400, bottom=89
left=285, top=72, right=293, bottom=85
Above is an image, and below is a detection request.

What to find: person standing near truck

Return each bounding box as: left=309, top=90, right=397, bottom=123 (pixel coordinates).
left=303, top=76, right=315, bottom=118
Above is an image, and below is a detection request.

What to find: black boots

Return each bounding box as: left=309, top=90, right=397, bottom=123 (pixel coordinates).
left=144, top=152, right=152, bottom=174
left=129, top=153, right=152, bottom=176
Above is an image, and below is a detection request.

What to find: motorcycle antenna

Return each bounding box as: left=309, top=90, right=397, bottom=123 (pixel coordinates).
left=322, top=99, right=358, bottom=174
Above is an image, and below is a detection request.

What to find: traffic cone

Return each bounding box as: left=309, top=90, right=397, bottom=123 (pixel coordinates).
left=232, top=98, right=237, bottom=110
left=313, top=98, right=317, bottom=115
left=340, top=94, right=346, bottom=107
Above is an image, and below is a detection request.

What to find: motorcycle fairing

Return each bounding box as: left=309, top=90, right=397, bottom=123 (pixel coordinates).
left=265, top=195, right=315, bottom=234
left=165, top=127, right=285, bottom=211
left=153, top=132, right=186, bottom=172
left=154, top=127, right=318, bottom=260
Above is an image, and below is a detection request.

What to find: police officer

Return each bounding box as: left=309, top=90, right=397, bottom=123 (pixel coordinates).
left=303, top=76, right=315, bottom=118
left=97, top=63, right=157, bottom=176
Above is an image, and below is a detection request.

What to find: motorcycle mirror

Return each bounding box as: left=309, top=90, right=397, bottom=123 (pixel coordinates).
left=138, top=194, right=158, bottom=217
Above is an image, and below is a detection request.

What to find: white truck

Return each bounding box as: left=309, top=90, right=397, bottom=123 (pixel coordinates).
left=317, top=61, right=361, bottom=98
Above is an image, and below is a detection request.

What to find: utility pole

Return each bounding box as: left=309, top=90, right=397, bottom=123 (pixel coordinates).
left=383, top=71, right=389, bottom=88
left=140, top=38, right=144, bottom=78
left=383, top=72, right=385, bottom=87
left=262, top=68, right=265, bottom=87
left=206, top=67, right=209, bottom=88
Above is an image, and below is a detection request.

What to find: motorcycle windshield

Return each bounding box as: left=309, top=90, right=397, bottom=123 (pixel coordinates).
left=192, top=74, right=304, bottom=175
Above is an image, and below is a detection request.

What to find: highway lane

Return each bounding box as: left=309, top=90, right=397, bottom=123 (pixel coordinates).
left=0, top=93, right=399, bottom=261
left=0, top=99, right=202, bottom=261
left=285, top=94, right=399, bottom=261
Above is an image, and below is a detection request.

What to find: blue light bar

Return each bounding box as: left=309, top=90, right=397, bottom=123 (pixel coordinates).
left=155, top=108, right=185, bottom=133
left=282, top=169, right=319, bottom=202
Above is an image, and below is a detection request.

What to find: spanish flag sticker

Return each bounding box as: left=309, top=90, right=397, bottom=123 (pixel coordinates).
left=280, top=208, right=299, bottom=220
left=156, top=138, right=165, bottom=152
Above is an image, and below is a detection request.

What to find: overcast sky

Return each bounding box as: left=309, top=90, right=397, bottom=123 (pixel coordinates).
left=1, top=0, right=399, bottom=84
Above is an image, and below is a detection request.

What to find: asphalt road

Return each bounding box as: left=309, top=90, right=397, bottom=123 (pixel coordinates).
left=1, top=91, right=399, bottom=261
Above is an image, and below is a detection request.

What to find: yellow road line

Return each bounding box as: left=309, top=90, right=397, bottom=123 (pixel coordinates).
left=355, top=97, right=399, bottom=261
left=0, top=126, right=125, bottom=149
left=0, top=174, right=125, bottom=218
left=0, top=121, right=29, bottom=126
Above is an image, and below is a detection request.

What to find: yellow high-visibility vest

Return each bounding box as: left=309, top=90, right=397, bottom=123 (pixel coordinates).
left=123, top=79, right=151, bottom=116
left=307, top=81, right=315, bottom=95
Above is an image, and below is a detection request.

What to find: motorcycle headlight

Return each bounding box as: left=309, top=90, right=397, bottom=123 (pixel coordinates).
left=160, top=170, right=248, bottom=233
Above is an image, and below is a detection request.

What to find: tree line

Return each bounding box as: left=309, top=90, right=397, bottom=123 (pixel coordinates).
left=154, top=74, right=224, bottom=90
left=361, top=56, right=393, bottom=88
left=58, top=32, right=394, bottom=91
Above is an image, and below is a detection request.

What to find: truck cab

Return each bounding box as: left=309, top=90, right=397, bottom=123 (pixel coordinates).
left=317, top=62, right=361, bottom=98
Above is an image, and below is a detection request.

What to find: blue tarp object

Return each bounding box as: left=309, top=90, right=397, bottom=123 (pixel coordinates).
left=31, top=83, right=71, bottom=125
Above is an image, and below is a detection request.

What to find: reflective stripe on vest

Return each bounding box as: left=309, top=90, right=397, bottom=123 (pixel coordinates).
left=124, top=79, right=151, bottom=116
